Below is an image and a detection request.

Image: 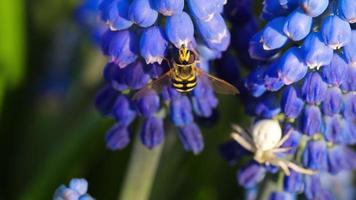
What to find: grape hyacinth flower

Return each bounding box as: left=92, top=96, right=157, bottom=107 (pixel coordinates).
left=53, top=178, right=94, bottom=200
left=92, top=0, right=232, bottom=154
left=222, top=0, right=356, bottom=199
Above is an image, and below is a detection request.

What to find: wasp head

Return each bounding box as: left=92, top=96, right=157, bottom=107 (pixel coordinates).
left=178, top=44, right=191, bottom=63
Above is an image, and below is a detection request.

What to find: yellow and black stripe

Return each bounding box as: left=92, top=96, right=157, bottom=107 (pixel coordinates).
left=172, top=75, right=197, bottom=93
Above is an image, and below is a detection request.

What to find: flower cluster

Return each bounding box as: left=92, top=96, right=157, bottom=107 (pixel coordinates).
left=222, top=0, right=356, bottom=199
left=53, top=178, right=94, bottom=200
left=94, top=0, right=232, bottom=154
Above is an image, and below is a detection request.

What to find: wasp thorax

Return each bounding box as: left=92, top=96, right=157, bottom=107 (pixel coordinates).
left=252, top=119, right=282, bottom=151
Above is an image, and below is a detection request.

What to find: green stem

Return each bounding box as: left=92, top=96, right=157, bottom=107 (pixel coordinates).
left=119, top=134, right=164, bottom=200
left=256, top=176, right=278, bottom=200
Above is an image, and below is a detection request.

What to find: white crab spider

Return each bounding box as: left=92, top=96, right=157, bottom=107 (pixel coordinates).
left=231, top=119, right=316, bottom=176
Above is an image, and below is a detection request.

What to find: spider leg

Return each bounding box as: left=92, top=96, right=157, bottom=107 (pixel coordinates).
left=278, top=160, right=291, bottom=176
left=270, top=147, right=292, bottom=153
left=276, top=129, right=293, bottom=148
left=265, top=153, right=291, bottom=176
left=231, top=124, right=254, bottom=145
left=231, top=132, right=255, bottom=152
left=286, top=161, right=317, bottom=175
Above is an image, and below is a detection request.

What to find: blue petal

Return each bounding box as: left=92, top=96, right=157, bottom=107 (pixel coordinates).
left=94, top=84, right=119, bottom=116
left=152, top=0, right=184, bottom=16
left=254, top=94, right=281, bottom=118
left=104, top=61, right=150, bottom=90
left=187, top=0, right=225, bottom=20
left=340, top=64, right=356, bottom=91
left=277, top=47, right=308, bottom=85
left=178, top=123, right=204, bottom=154
left=105, top=123, right=130, bottom=150
left=245, top=66, right=267, bottom=97
left=300, top=105, right=322, bottom=136
left=283, top=8, right=313, bottom=41
left=237, top=162, right=266, bottom=188
left=140, top=26, right=168, bottom=64
left=322, top=53, right=348, bottom=86
left=161, top=86, right=182, bottom=101
left=128, top=0, right=158, bottom=27
left=300, top=0, right=329, bottom=17
left=262, top=0, right=289, bottom=20
left=284, top=170, right=304, bottom=193
left=323, top=115, right=346, bottom=143
left=343, top=93, right=356, bottom=121
left=281, top=86, right=304, bottom=119
left=303, top=140, right=328, bottom=171
left=301, top=72, right=327, bottom=105
left=112, top=95, right=136, bottom=126
left=321, top=15, right=352, bottom=49
left=304, top=175, right=324, bottom=199
left=342, top=30, right=356, bottom=67
left=135, top=89, right=160, bottom=117
left=249, top=32, right=279, bottom=61
left=101, top=30, right=138, bottom=68
left=268, top=192, right=295, bottom=200
left=195, top=14, right=230, bottom=51
left=327, top=145, right=356, bottom=174
left=321, top=87, right=343, bottom=116
left=301, top=32, right=333, bottom=69
left=69, top=179, right=88, bottom=195
left=344, top=119, right=356, bottom=144
left=264, top=62, right=285, bottom=91
left=170, top=95, right=193, bottom=126
left=140, top=116, right=164, bottom=148
left=165, top=12, right=194, bottom=47
left=261, top=17, right=289, bottom=50
left=98, top=0, right=133, bottom=30
left=338, top=0, right=356, bottom=23
left=281, top=126, right=302, bottom=154
left=192, top=76, right=218, bottom=117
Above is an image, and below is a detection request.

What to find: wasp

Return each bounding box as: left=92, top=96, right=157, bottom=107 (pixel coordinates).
left=134, top=44, right=238, bottom=99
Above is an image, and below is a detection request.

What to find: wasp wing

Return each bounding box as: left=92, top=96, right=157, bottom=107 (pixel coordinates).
left=197, top=68, right=239, bottom=95
left=133, top=70, right=172, bottom=100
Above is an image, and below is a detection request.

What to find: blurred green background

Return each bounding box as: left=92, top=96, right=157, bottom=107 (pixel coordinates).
left=0, top=0, right=248, bottom=200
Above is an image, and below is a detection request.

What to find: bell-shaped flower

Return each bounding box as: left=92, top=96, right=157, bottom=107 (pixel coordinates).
left=128, top=0, right=158, bottom=28
left=321, top=15, right=352, bottom=49
left=343, top=93, right=356, bottom=121
left=277, top=47, right=308, bottom=85
left=281, top=126, right=302, bottom=154
left=254, top=94, right=281, bottom=119
left=187, top=0, right=225, bottom=21
left=300, top=105, right=322, bottom=136
left=140, top=116, right=164, bottom=149
left=327, top=145, right=356, bottom=174
left=338, top=0, right=356, bottom=23
left=321, top=87, right=343, bottom=116
left=342, top=30, right=356, bottom=67
left=283, top=9, right=313, bottom=41
left=264, top=62, right=285, bottom=92
left=105, top=123, right=130, bottom=150
left=301, top=32, right=333, bottom=69
left=323, top=115, right=346, bottom=143
left=301, top=72, right=327, bottom=105
left=165, top=12, right=194, bottom=48
left=69, top=179, right=88, bottom=196
left=140, top=26, right=168, bottom=64
left=101, top=30, right=138, bottom=68
left=192, top=76, right=218, bottom=117
left=170, top=95, right=194, bottom=126
left=237, top=162, right=266, bottom=188
left=135, top=89, right=160, bottom=117
left=178, top=123, right=204, bottom=154
left=98, top=0, right=133, bottom=30
left=341, top=64, right=356, bottom=92
left=112, top=95, right=136, bottom=126
left=262, top=0, right=288, bottom=20
left=281, top=86, right=304, bottom=119
left=152, top=0, right=184, bottom=16
left=261, top=17, right=289, bottom=50
left=322, top=54, right=348, bottom=87
left=249, top=32, right=279, bottom=61
left=94, top=84, right=119, bottom=116
left=195, top=14, right=230, bottom=51
left=245, top=67, right=267, bottom=97
left=303, top=139, right=328, bottom=171
left=284, top=170, right=304, bottom=193
left=104, top=61, right=150, bottom=90
left=268, top=192, right=295, bottom=200
left=300, top=0, right=329, bottom=17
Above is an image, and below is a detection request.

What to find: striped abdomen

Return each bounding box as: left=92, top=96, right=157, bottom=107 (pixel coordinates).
left=172, top=74, right=197, bottom=93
